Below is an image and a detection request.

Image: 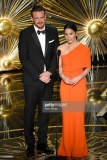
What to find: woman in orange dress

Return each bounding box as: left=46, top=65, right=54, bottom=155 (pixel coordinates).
left=57, top=22, right=91, bottom=159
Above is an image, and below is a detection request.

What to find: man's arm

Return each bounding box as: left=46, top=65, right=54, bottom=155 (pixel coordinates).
left=18, top=31, right=40, bottom=81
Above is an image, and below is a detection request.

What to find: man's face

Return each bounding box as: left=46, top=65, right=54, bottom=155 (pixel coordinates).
left=31, top=11, right=46, bottom=29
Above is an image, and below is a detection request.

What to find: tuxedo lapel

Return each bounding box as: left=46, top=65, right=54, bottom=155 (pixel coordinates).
left=31, top=27, right=43, bottom=54
left=45, top=26, right=50, bottom=57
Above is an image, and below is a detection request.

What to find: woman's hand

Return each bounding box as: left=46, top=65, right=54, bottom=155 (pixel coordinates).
left=61, top=74, right=71, bottom=84
left=69, top=68, right=91, bottom=86
left=70, top=75, right=82, bottom=86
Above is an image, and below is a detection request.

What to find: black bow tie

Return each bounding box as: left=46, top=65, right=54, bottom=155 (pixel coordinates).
left=37, top=30, right=46, bottom=35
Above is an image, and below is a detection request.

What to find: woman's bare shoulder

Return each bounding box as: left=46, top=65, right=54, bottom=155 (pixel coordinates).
left=57, top=43, right=67, bottom=54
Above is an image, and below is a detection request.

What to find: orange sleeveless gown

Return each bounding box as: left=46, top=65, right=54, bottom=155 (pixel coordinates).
left=58, top=43, right=91, bottom=157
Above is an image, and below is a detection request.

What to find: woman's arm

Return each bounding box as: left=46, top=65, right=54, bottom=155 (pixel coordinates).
left=59, top=53, right=70, bottom=84
left=70, top=68, right=91, bottom=86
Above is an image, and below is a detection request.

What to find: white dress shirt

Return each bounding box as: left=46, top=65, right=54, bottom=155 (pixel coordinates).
left=34, top=25, right=46, bottom=71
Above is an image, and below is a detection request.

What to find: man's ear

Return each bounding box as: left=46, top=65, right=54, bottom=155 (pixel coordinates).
left=45, top=14, right=46, bottom=20
left=31, top=17, right=33, bottom=22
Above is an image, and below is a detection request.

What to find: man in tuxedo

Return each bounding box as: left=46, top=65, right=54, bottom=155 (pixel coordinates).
left=18, top=5, right=59, bottom=157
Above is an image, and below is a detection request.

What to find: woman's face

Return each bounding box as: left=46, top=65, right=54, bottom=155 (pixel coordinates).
left=64, top=28, right=77, bottom=44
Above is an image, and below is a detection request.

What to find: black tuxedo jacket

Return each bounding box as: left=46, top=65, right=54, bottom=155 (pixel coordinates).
left=18, top=24, right=59, bottom=87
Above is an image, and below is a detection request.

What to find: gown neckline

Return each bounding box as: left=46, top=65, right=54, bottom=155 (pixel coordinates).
left=62, top=43, right=81, bottom=57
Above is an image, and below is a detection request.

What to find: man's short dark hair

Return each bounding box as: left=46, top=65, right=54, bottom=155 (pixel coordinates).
left=31, top=5, right=45, bottom=17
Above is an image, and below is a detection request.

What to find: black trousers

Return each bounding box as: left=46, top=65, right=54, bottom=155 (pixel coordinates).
left=23, top=81, right=54, bottom=146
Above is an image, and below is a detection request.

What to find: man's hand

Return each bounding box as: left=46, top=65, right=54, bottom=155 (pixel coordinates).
left=39, top=71, right=51, bottom=83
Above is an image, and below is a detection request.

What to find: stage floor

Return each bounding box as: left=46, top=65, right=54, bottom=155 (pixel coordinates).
left=0, top=132, right=107, bottom=160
